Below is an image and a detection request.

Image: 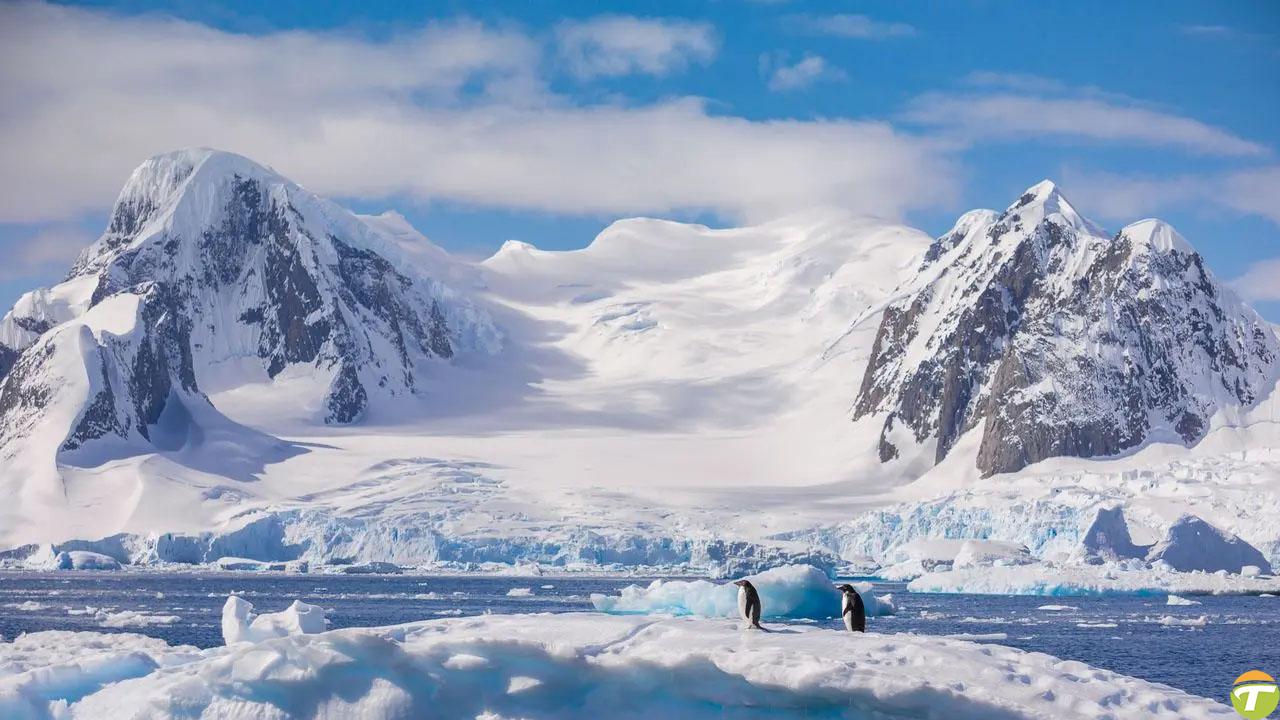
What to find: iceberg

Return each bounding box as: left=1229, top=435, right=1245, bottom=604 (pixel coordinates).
left=1146, top=515, right=1272, bottom=575
left=23, top=550, right=122, bottom=571
left=590, top=564, right=894, bottom=619
left=1079, top=507, right=1150, bottom=563
left=6, top=613, right=1227, bottom=719
left=221, top=596, right=327, bottom=645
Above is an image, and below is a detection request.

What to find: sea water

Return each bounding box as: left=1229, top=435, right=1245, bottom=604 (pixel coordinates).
left=0, top=571, right=1274, bottom=702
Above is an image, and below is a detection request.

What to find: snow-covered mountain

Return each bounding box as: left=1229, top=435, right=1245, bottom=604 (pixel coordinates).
left=854, top=181, right=1279, bottom=476
left=1, top=152, right=1277, bottom=577
left=0, top=150, right=499, bottom=530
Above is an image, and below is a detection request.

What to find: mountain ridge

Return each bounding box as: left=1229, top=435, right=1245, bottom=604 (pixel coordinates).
left=854, top=180, right=1278, bottom=476
left=0, top=149, right=1276, bottom=575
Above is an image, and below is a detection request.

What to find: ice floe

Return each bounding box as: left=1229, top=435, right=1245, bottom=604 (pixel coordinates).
left=1, top=613, right=1232, bottom=719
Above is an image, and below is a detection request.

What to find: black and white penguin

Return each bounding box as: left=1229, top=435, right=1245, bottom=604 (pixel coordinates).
left=733, top=579, right=763, bottom=629
left=837, top=583, right=866, bottom=632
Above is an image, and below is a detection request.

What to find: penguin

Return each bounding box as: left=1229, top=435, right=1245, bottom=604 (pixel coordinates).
left=837, top=583, right=866, bottom=632
left=733, top=579, right=763, bottom=629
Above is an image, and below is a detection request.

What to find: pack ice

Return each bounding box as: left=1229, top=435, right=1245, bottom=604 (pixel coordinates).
left=0, top=610, right=1234, bottom=720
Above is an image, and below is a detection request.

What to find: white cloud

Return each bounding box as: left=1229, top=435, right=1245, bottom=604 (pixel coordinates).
left=789, top=14, right=916, bottom=40
left=905, top=93, right=1267, bottom=157
left=1059, top=166, right=1280, bottom=227
left=1222, top=166, right=1280, bottom=225
left=0, top=2, right=955, bottom=225
left=1180, top=24, right=1236, bottom=37
left=1231, top=257, right=1280, bottom=303
left=0, top=225, right=92, bottom=281
left=760, top=53, right=846, bottom=92
left=555, top=16, right=716, bottom=79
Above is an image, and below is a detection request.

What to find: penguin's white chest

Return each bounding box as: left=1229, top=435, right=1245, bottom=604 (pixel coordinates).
left=842, top=595, right=854, bottom=631
left=737, top=586, right=749, bottom=619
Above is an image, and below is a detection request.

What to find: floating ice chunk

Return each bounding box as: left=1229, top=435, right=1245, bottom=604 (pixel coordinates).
left=1037, top=605, right=1078, bottom=611
left=94, top=609, right=180, bottom=628
left=1242, top=565, right=1262, bottom=578
left=943, top=632, right=1008, bottom=641
left=221, top=596, right=327, bottom=645
left=591, top=565, right=893, bottom=619
left=506, top=588, right=534, bottom=597
left=1157, top=615, right=1208, bottom=628
left=1166, top=595, right=1201, bottom=606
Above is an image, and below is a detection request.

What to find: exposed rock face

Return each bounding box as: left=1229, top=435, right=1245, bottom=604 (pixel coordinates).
left=0, top=149, right=499, bottom=460
left=855, top=181, right=1280, bottom=476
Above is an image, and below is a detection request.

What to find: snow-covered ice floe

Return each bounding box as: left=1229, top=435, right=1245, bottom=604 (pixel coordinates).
left=590, top=564, right=895, bottom=619
left=0, top=612, right=1232, bottom=719
left=0, top=630, right=201, bottom=717
left=221, top=596, right=327, bottom=644
left=908, top=562, right=1280, bottom=596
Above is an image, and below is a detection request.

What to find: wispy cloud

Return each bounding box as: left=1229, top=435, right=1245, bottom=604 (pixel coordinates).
left=0, top=225, right=92, bottom=281
left=788, top=14, right=916, bottom=40
left=1180, top=24, right=1237, bottom=38
left=905, top=92, right=1267, bottom=157
left=555, top=16, right=717, bottom=79
left=0, top=2, right=956, bottom=225
left=760, top=53, right=846, bottom=92
left=1231, top=257, right=1280, bottom=303
left=1059, top=165, right=1280, bottom=227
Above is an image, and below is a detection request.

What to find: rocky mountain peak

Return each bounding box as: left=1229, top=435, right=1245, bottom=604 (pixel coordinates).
left=0, top=149, right=500, bottom=467
left=855, top=183, right=1280, bottom=476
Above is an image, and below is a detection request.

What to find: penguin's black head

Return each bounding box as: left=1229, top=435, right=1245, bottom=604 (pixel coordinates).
left=837, top=583, right=857, bottom=594
left=733, top=580, right=752, bottom=588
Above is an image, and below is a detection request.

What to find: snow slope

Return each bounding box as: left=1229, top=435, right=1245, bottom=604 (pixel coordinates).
left=2, top=614, right=1233, bottom=719
left=1, top=149, right=1278, bottom=579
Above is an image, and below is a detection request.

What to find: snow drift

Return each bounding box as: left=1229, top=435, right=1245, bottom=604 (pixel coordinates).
left=589, top=564, right=895, bottom=619
left=2, top=614, right=1230, bottom=720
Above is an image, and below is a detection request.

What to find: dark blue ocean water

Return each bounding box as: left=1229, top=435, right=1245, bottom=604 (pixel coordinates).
left=0, top=570, right=1275, bottom=703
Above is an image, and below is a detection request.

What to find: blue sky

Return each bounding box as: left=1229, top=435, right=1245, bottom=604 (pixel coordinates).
left=1, top=0, right=1278, bottom=316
